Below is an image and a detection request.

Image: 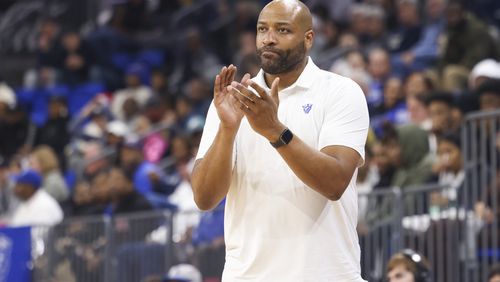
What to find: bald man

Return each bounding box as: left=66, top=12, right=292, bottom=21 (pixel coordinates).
left=192, top=0, right=369, bottom=281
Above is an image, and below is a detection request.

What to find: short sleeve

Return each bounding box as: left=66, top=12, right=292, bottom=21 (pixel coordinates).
left=318, top=78, right=369, bottom=166
left=196, top=101, right=220, bottom=160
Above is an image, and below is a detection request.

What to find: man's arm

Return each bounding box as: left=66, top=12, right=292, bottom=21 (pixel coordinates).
left=275, top=137, right=361, bottom=200
left=191, top=126, right=236, bottom=210
left=230, top=78, right=366, bottom=200
left=191, top=66, right=250, bottom=210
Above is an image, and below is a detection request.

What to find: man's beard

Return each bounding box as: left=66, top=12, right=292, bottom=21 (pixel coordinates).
left=257, top=41, right=306, bottom=75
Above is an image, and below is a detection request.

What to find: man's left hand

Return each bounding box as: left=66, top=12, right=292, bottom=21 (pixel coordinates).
left=229, top=77, right=285, bottom=141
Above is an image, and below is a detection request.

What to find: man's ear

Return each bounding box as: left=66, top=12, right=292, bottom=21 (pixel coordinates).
left=305, top=30, right=314, bottom=50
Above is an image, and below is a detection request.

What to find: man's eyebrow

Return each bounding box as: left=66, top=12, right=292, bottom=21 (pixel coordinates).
left=257, top=21, right=293, bottom=26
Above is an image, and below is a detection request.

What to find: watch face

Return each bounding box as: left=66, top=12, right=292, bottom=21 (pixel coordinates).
left=281, top=129, right=293, bottom=144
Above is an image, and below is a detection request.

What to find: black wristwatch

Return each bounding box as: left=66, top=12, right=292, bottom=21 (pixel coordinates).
left=270, top=128, right=293, bottom=148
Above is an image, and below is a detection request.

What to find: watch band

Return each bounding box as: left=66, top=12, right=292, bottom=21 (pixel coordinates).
left=270, top=128, right=293, bottom=148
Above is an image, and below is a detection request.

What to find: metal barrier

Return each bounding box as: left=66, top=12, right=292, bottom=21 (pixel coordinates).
left=32, top=210, right=173, bottom=282
left=28, top=109, right=499, bottom=282
left=358, top=183, right=469, bottom=282
left=461, top=109, right=500, bottom=282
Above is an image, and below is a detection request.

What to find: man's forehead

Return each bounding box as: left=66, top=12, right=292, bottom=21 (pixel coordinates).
left=258, top=9, right=299, bottom=24
left=258, top=0, right=306, bottom=25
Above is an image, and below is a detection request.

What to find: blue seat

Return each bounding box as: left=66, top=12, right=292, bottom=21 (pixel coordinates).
left=67, top=83, right=105, bottom=116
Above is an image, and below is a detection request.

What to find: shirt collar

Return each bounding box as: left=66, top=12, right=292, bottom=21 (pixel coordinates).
left=254, top=56, right=319, bottom=92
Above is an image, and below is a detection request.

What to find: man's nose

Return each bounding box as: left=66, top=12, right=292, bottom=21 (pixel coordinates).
left=262, top=31, right=277, bottom=45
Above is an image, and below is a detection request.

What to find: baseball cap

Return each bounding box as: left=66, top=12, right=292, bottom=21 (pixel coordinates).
left=163, top=264, right=202, bottom=282
left=107, top=120, right=130, bottom=137
left=14, top=170, right=42, bottom=189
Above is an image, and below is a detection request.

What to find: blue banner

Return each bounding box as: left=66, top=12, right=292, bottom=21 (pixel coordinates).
left=0, top=226, right=31, bottom=282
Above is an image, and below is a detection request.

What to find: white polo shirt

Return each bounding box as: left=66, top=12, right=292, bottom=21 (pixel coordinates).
left=196, top=57, right=369, bottom=282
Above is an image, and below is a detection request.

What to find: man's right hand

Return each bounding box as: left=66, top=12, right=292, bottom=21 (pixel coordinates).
left=213, top=65, right=250, bottom=131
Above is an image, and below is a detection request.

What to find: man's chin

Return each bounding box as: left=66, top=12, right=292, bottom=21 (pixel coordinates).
left=261, top=64, right=283, bottom=75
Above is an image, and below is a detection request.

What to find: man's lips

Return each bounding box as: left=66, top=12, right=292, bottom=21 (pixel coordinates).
left=261, top=51, right=279, bottom=58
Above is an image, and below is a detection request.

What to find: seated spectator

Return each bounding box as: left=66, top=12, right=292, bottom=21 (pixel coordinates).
left=392, top=0, right=445, bottom=76
left=489, top=264, right=500, bottom=282
left=10, top=169, right=63, bottom=227
left=29, top=145, right=69, bottom=202
left=120, top=138, right=178, bottom=208
left=0, top=107, right=31, bottom=164
left=371, top=77, right=409, bottom=136
left=406, top=94, right=431, bottom=131
left=424, top=92, right=457, bottom=154
left=111, top=63, right=152, bottom=122
left=403, top=71, right=435, bottom=98
left=439, top=0, right=499, bottom=92
left=164, top=264, right=202, bottom=282
left=34, top=95, right=70, bottom=169
left=367, top=47, right=392, bottom=109
left=386, top=0, right=423, bottom=55
left=381, top=123, right=434, bottom=188
left=36, top=18, right=62, bottom=69
left=477, top=79, right=500, bottom=112
left=67, top=181, right=99, bottom=216
left=107, top=167, right=153, bottom=214
left=386, top=249, right=431, bottom=282
left=58, top=30, right=95, bottom=85
left=431, top=132, right=464, bottom=208
left=468, top=59, right=500, bottom=91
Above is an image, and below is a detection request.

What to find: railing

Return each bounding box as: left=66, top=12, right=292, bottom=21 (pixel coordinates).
left=32, top=210, right=174, bottom=282
left=461, top=109, right=500, bottom=282
left=15, top=109, right=500, bottom=281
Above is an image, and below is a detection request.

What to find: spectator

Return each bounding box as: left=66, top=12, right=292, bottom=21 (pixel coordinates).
left=107, top=167, right=153, bottom=214
left=106, top=119, right=129, bottom=148
left=439, top=0, right=499, bottom=92
left=371, top=76, right=409, bottom=136
left=111, top=63, right=153, bottom=122
left=29, top=145, right=69, bottom=202
left=175, top=27, right=223, bottom=85
left=164, top=264, right=202, bottom=282
left=10, top=169, right=63, bottom=227
left=403, top=71, right=435, bottom=98
left=382, top=124, right=434, bottom=188
left=120, top=138, right=178, bottom=208
left=489, top=264, right=500, bottom=282
left=58, top=30, right=95, bottom=85
left=36, top=18, right=62, bottom=68
left=67, top=181, right=98, bottom=216
left=407, top=94, right=431, bottom=130
left=392, top=0, right=445, bottom=76
left=34, top=95, right=70, bottom=168
left=431, top=132, right=464, bottom=208
left=0, top=106, right=32, bottom=163
left=476, top=79, right=500, bottom=112
left=0, top=80, right=16, bottom=116
left=367, top=47, right=392, bottom=108
left=468, top=59, right=500, bottom=90
left=424, top=92, right=456, bottom=153
left=386, top=249, right=431, bottom=282
left=386, top=0, right=422, bottom=55
left=372, top=141, right=396, bottom=189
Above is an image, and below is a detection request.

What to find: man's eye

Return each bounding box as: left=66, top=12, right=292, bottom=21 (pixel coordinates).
left=257, top=27, right=267, bottom=32
left=278, top=28, right=290, bottom=33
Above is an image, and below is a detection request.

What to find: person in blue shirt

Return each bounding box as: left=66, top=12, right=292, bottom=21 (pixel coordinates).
left=120, top=138, right=178, bottom=209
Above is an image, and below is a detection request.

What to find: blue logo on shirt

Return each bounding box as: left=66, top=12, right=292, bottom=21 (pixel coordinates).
left=302, top=104, right=313, bottom=114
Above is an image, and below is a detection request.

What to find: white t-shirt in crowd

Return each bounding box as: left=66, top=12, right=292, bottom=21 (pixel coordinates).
left=10, top=189, right=64, bottom=227
left=196, top=57, right=369, bottom=282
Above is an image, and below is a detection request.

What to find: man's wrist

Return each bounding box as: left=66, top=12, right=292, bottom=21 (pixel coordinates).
left=218, top=124, right=239, bottom=139
left=265, top=124, right=287, bottom=142
left=269, top=127, right=293, bottom=148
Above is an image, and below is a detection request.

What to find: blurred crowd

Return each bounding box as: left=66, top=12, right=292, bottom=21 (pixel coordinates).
left=0, top=0, right=499, bottom=279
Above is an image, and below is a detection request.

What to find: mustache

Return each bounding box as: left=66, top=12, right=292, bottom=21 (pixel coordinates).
left=257, top=47, right=284, bottom=56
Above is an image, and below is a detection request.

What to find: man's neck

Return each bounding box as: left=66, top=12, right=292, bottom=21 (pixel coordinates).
left=264, top=57, right=308, bottom=91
